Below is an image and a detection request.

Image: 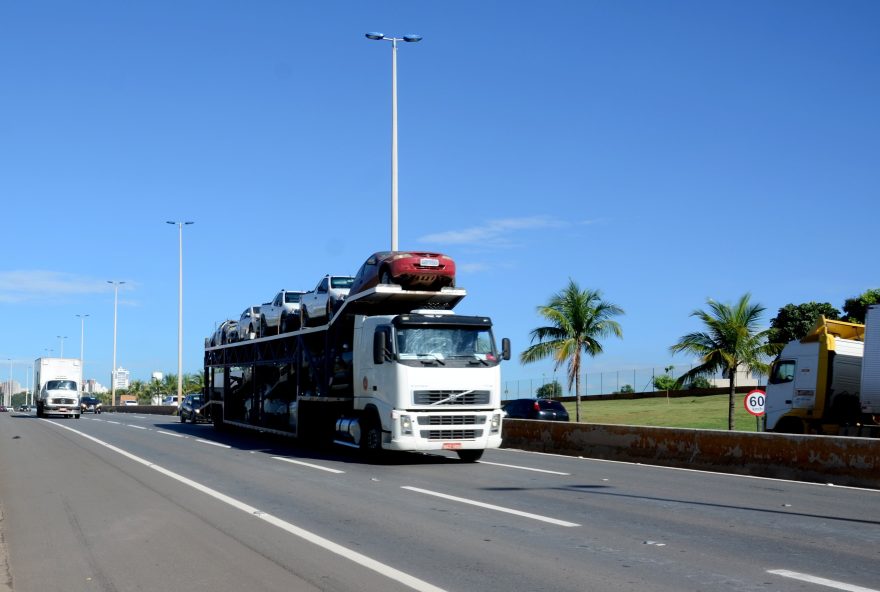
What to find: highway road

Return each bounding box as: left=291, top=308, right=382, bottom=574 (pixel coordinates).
left=1, top=410, right=878, bottom=592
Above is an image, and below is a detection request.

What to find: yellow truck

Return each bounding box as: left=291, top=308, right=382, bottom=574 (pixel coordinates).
left=765, top=305, right=879, bottom=436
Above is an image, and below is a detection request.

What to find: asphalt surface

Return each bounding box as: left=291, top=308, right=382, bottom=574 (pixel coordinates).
left=0, top=410, right=878, bottom=592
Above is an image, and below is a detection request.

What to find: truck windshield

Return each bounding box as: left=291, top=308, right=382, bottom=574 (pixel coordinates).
left=396, top=327, right=496, bottom=362
left=46, top=380, right=77, bottom=390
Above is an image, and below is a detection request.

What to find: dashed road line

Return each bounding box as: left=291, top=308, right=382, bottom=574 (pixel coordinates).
left=272, top=456, right=345, bottom=474
left=156, top=430, right=186, bottom=438
left=767, top=570, right=878, bottom=592
left=477, top=460, right=570, bottom=475
left=402, top=486, right=579, bottom=527
left=195, top=439, right=231, bottom=449
left=126, top=424, right=147, bottom=430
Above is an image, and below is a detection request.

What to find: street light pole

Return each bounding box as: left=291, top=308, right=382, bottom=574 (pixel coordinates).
left=167, top=221, right=194, bottom=407
left=365, top=32, right=422, bottom=251
left=108, top=280, right=125, bottom=406
left=76, top=314, right=89, bottom=392
left=57, top=336, right=68, bottom=359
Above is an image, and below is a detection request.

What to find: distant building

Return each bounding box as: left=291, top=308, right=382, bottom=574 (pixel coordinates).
left=112, top=367, right=130, bottom=390
left=152, top=371, right=163, bottom=382
left=85, top=379, right=108, bottom=394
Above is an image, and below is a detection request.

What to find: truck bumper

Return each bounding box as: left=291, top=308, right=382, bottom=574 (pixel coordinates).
left=384, top=410, right=503, bottom=452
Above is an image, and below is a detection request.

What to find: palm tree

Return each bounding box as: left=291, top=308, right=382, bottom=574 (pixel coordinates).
left=670, top=293, right=779, bottom=430
left=520, top=279, right=624, bottom=422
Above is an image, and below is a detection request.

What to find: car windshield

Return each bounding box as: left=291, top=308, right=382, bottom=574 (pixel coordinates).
left=46, top=380, right=77, bottom=390
left=331, top=277, right=354, bottom=289
left=284, top=293, right=303, bottom=303
left=82, top=397, right=97, bottom=404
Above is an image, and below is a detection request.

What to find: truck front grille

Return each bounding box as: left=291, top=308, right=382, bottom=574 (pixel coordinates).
left=51, top=398, right=76, bottom=405
left=418, top=415, right=485, bottom=426
left=419, top=429, right=482, bottom=441
left=413, top=390, right=491, bottom=405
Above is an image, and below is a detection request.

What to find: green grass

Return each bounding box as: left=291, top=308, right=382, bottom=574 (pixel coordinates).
left=561, top=394, right=764, bottom=432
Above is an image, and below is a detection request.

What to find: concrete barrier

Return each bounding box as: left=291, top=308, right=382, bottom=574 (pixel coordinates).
left=502, top=420, right=880, bottom=489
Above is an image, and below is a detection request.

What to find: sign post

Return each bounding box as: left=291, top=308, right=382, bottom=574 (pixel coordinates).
left=744, top=389, right=766, bottom=431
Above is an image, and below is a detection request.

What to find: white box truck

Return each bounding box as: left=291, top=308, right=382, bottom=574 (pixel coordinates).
left=34, top=357, right=82, bottom=418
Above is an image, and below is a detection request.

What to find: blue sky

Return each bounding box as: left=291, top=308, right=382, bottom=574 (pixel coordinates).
left=1, top=1, right=877, bottom=395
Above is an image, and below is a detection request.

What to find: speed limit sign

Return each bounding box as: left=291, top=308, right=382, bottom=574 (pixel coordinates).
left=744, top=390, right=766, bottom=416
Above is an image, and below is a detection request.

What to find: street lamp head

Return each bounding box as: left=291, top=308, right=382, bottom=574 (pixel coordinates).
left=402, top=34, right=423, bottom=43
left=365, top=32, right=385, bottom=40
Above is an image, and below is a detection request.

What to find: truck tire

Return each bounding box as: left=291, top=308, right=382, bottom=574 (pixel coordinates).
left=456, top=450, right=483, bottom=463
left=773, top=417, right=804, bottom=434
left=36, top=404, right=43, bottom=418
left=360, top=412, right=383, bottom=458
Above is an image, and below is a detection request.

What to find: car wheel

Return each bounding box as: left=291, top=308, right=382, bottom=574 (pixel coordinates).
left=456, top=450, right=483, bottom=462
left=259, top=317, right=267, bottom=338
left=302, top=308, right=310, bottom=327
left=280, top=314, right=288, bottom=333
left=180, top=412, right=186, bottom=423
left=326, top=301, right=332, bottom=320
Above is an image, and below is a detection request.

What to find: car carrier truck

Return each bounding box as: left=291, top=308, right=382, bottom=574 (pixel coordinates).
left=765, top=304, right=879, bottom=437
left=204, top=285, right=510, bottom=461
left=34, top=357, right=83, bottom=419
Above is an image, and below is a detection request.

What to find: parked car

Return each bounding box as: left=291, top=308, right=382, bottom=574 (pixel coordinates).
left=260, top=290, right=307, bottom=335
left=237, top=305, right=262, bottom=341
left=80, top=396, right=103, bottom=414
left=19, top=405, right=29, bottom=412
left=349, top=251, right=456, bottom=296
left=209, top=319, right=238, bottom=346
left=0, top=405, right=7, bottom=412
left=300, top=275, right=354, bottom=326
left=161, top=395, right=180, bottom=406
left=123, top=400, right=139, bottom=406
left=179, top=393, right=207, bottom=423
left=501, top=398, right=570, bottom=421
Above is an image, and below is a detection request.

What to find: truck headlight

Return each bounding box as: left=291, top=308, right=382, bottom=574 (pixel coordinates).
left=400, top=415, right=413, bottom=435
left=490, top=413, right=502, bottom=434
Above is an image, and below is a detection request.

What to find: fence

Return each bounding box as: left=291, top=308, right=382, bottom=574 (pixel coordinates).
left=502, top=365, right=764, bottom=400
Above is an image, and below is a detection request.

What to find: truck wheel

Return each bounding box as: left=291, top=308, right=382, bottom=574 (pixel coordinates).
left=456, top=450, right=483, bottom=463
left=773, top=418, right=804, bottom=434
left=360, top=413, right=383, bottom=457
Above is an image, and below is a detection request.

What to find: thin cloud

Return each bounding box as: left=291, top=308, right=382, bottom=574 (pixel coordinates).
left=418, top=216, right=567, bottom=247
left=0, top=270, right=125, bottom=303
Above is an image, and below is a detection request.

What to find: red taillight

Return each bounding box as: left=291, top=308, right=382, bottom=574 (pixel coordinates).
left=533, top=401, right=541, bottom=411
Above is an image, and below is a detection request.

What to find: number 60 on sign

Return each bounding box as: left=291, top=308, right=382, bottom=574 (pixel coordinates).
left=744, top=389, right=765, bottom=416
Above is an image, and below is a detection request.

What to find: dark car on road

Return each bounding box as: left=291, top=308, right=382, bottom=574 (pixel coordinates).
left=80, top=396, right=103, bottom=414
left=179, top=393, right=207, bottom=423
left=502, top=398, right=570, bottom=421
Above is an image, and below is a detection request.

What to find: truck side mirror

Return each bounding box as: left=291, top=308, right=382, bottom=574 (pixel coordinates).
left=501, top=338, right=511, bottom=361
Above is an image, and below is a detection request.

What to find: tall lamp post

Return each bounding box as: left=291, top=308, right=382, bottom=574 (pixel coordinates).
left=108, top=280, right=125, bottom=406
left=166, top=221, right=194, bottom=407
left=365, top=32, right=422, bottom=251
left=76, top=314, right=89, bottom=392
left=57, top=336, right=68, bottom=359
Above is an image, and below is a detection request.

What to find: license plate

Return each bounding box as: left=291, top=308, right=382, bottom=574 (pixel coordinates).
left=442, top=442, right=462, bottom=450
left=419, top=258, right=439, bottom=267
left=58, top=407, right=69, bottom=412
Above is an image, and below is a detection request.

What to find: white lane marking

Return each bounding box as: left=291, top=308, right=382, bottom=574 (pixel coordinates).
left=48, top=422, right=447, bottom=592
left=196, top=439, right=231, bottom=449
left=500, top=448, right=880, bottom=493
left=273, top=456, right=345, bottom=474
left=156, top=430, right=185, bottom=438
left=106, top=420, right=121, bottom=425
left=477, top=460, right=570, bottom=475
left=126, top=424, right=147, bottom=430
left=402, top=486, right=579, bottom=527
left=768, top=569, right=879, bottom=592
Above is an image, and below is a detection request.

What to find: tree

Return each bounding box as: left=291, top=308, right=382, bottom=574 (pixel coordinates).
left=769, top=302, right=840, bottom=344
left=842, top=288, right=880, bottom=324
left=536, top=380, right=562, bottom=399
left=670, top=294, right=779, bottom=430
left=653, top=374, right=677, bottom=391
left=687, top=376, right=712, bottom=390
left=520, top=279, right=624, bottom=422
left=615, top=384, right=634, bottom=394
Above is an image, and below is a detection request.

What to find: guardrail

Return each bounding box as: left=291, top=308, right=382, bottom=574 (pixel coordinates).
left=501, top=419, right=880, bottom=489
